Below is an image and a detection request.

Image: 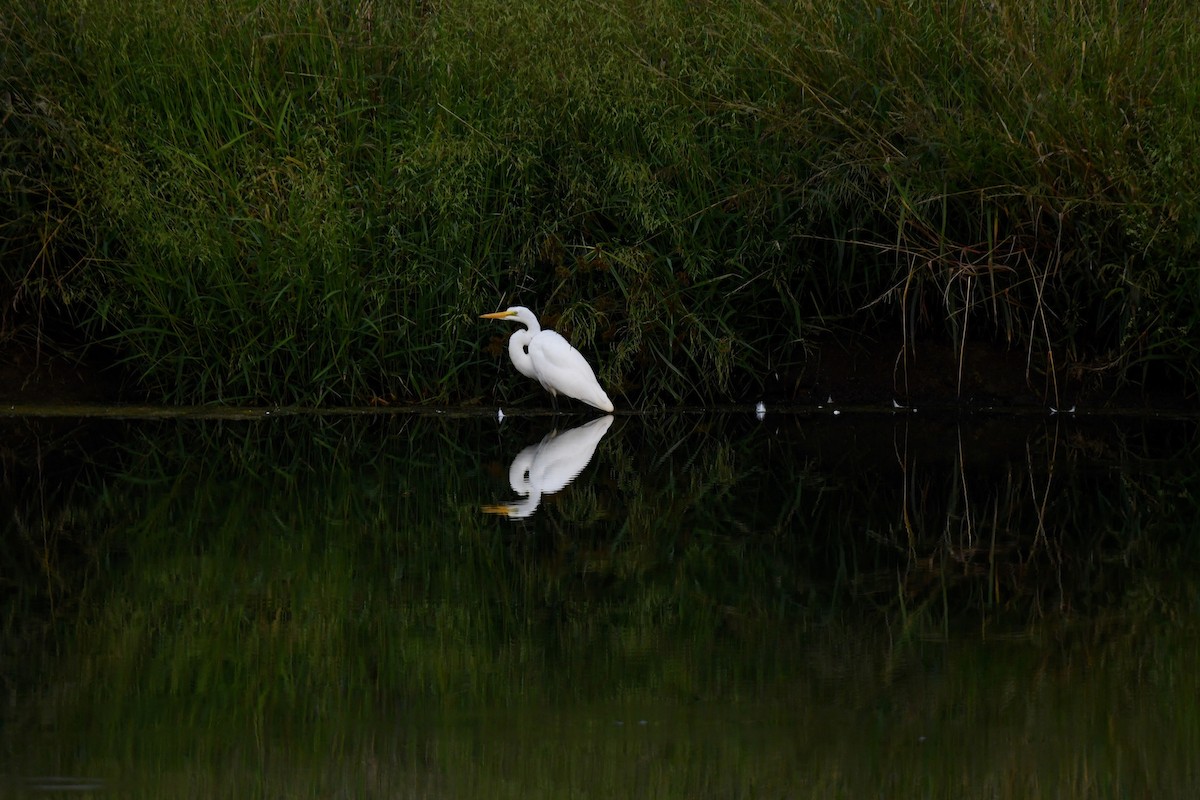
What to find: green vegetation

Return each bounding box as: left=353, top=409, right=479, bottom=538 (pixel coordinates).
left=3, top=412, right=1200, bottom=796
left=4, top=1, right=1200, bottom=405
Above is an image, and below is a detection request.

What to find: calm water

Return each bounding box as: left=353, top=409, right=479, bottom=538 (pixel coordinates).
left=2, top=408, right=1199, bottom=798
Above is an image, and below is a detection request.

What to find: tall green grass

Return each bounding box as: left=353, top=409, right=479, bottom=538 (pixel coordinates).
left=3, top=0, right=1198, bottom=404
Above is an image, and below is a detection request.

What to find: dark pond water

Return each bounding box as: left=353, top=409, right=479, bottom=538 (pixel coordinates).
left=2, top=407, right=1199, bottom=798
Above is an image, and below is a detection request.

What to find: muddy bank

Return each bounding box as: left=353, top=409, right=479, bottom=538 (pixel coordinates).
left=789, top=338, right=1064, bottom=409
left=1, top=335, right=1189, bottom=412
left=0, top=341, right=126, bottom=406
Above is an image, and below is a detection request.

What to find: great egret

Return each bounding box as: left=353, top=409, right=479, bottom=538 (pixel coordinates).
left=482, top=415, right=614, bottom=519
left=480, top=306, right=614, bottom=413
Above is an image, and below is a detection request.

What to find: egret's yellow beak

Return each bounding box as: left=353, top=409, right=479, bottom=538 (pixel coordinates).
left=481, top=503, right=515, bottom=516
left=480, top=310, right=515, bottom=320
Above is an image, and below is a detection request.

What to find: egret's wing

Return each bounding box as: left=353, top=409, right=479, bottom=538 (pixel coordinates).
left=529, top=331, right=614, bottom=411
left=530, top=331, right=597, bottom=382
left=528, top=416, right=614, bottom=493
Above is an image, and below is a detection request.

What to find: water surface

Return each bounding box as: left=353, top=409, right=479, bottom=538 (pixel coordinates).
left=2, top=409, right=1198, bottom=797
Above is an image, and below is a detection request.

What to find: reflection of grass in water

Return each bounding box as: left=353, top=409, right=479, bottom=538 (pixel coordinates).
left=3, top=413, right=1200, bottom=796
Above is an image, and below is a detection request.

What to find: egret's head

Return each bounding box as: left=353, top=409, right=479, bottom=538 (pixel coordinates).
left=480, top=306, right=538, bottom=330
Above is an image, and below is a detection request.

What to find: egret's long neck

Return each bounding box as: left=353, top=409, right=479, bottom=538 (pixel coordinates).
left=507, top=329, right=539, bottom=380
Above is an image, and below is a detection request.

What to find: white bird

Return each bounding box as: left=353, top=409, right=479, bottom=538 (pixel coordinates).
left=480, top=306, right=614, bottom=413
left=483, top=415, right=614, bottom=519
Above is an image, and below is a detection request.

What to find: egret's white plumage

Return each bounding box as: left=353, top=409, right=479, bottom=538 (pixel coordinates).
left=481, top=306, right=614, bottom=412
left=482, top=415, right=614, bottom=519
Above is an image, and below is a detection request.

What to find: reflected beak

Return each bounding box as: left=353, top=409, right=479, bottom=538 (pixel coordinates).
left=480, top=310, right=515, bottom=320
left=481, top=503, right=516, bottom=516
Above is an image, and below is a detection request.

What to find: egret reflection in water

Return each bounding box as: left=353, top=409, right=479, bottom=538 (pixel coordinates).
left=482, top=415, right=614, bottom=519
